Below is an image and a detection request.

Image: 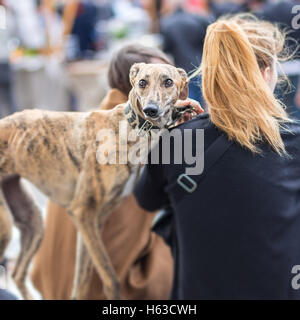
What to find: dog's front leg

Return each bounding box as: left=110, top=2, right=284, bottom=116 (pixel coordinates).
left=71, top=232, right=93, bottom=300
left=71, top=206, right=120, bottom=300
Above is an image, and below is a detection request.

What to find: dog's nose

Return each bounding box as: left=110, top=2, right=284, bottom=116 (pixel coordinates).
left=143, top=104, right=159, bottom=118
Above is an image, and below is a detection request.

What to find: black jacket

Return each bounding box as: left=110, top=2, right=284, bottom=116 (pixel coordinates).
left=134, top=114, right=300, bottom=299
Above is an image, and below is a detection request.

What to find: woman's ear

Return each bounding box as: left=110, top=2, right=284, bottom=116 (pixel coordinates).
left=177, top=68, right=189, bottom=100
left=129, top=63, right=145, bottom=86
left=261, top=65, right=277, bottom=92
left=262, top=66, right=271, bottom=83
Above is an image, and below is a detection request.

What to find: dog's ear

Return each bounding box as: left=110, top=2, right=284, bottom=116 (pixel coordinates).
left=129, top=63, right=146, bottom=86
left=177, top=68, right=189, bottom=100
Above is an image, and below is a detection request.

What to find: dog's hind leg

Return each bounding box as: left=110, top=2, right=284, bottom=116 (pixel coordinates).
left=2, top=176, right=44, bottom=300
left=71, top=232, right=93, bottom=300
left=0, top=188, right=13, bottom=264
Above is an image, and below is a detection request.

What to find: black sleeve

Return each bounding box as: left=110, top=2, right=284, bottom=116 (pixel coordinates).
left=134, top=147, right=169, bottom=212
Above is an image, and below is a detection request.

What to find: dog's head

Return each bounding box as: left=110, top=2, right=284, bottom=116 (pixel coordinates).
left=129, top=63, right=189, bottom=128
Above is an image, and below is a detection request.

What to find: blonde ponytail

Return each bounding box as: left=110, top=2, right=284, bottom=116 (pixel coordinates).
left=195, top=14, right=293, bottom=155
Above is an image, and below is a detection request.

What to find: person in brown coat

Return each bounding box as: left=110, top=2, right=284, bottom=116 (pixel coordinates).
left=30, top=44, right=174, bottom=300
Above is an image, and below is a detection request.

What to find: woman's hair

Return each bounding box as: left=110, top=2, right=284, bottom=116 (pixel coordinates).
left=108, top=44, right=173, bottom=96
left=193, top=13, right=294, bottom=156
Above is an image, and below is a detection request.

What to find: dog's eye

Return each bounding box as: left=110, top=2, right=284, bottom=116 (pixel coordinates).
left=139, top=79, right=147, bottom=88
left=165, top=79, right=173, bottom=88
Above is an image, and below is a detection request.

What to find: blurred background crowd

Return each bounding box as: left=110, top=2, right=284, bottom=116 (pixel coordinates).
left=0, top=0, right=300, bottom=299
left=0, top=0, right=298, bottom=119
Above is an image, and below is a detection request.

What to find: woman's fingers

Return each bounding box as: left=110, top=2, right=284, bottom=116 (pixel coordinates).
left=172, top=98, right=205, bottom=126
left=175, top=98, right=204, bottom=114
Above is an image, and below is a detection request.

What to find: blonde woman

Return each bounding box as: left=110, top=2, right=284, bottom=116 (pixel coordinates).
left=134, top=14, right=300, bottom=299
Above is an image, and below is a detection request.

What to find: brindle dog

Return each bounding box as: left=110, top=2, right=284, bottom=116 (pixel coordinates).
left=0, top=63, right=191, bottom=300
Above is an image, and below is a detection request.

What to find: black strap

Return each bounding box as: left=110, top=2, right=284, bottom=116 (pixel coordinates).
left=165, top=134, right=233, bottom=205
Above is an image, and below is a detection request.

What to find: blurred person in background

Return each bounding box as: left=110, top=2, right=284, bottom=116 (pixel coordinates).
left=254, top=0, right=300, bottom=118
left=58, top=0, right=113, bottom=60
left=31, top=44, right=174, bottom=300
left=7, top=0, right=73, bottom=111
left=185, top=0, right=209, bottom=14
left=207, top=0, right=248, bottom=18
left=140, top=0, right=165, bottom=33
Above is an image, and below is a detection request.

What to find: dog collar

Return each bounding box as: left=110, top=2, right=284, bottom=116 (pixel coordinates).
left=124, top=102, right=160, bottom=136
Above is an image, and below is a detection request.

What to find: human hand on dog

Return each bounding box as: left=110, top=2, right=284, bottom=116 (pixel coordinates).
left=174, top=98, right=204, bottom=125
